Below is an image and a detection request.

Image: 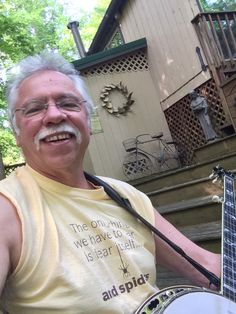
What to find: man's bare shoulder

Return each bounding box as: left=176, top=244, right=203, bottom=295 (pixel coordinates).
left=0, top=193, right=19, bottom=225
left=0, top=193, right=22, bottom=274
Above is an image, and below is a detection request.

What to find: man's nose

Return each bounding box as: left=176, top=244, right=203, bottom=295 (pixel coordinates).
left=42, top=103, right=67, bottom=125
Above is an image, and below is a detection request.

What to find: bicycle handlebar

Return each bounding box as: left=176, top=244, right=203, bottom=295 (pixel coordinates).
left=135, top=133, right=150, bottom=143
left=136, top=132, right=163, bottom=144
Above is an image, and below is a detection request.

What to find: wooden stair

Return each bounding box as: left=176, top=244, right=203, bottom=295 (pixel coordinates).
left=129, top=134, right=236, bottom=289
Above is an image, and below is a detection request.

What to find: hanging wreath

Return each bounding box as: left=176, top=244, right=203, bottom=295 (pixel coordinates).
left=100, top=81, right=135, bottom=116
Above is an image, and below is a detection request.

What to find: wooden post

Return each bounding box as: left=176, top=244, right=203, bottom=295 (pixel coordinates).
left=0, top=151, right=6, bottom=180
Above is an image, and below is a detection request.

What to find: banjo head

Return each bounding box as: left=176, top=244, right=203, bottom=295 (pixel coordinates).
left=164, top=290, right=236, bottom=314
left=135, top=285, right=236, bottom=314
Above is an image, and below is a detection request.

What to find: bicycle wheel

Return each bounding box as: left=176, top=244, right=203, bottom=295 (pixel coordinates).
left=123, top=152, right=154, bottom=180
left=157, top=142, right=180, bottom=171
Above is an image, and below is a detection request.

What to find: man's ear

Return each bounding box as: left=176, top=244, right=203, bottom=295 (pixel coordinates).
left=14, top=132, right=22, bottom=147
left=10, top=119, right=21, bottom=146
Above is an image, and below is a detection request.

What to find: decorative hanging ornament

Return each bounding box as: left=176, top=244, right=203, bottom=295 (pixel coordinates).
left=100, top=81, right=135, bottom=116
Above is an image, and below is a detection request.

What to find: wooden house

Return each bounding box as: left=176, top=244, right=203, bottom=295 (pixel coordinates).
left=74, top=0, right=236, bottom=182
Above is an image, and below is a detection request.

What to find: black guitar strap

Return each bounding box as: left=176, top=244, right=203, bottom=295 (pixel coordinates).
left=85, top=172, right=221, bottom=289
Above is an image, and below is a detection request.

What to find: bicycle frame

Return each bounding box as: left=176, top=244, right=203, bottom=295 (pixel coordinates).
left=122, top=133, right=180, bottom=179
left=134, top=133, right=169, bottom=163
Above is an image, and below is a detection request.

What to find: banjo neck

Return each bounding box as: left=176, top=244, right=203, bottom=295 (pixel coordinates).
left=134, top=165, right=236, bottom=314
left=221, top=168, right=236, bottom=302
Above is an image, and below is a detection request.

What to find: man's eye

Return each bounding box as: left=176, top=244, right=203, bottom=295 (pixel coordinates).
left=59, top=102, right=80, bottom=111
left=25, top=104, right=45, bottom=116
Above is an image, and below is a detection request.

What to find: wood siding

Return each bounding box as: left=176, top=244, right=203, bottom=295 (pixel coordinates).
left=222, top=78, right=236, bottom=129
left=119, top=0, right=211, bottom=110
left=82, top=65, right=171, bottom=180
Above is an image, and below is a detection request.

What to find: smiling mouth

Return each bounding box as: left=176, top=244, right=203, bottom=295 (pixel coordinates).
left=43, top=132, right=74, bottom=143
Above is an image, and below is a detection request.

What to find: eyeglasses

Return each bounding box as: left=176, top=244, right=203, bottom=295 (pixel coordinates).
left=13, top=99, right=87, bottom=118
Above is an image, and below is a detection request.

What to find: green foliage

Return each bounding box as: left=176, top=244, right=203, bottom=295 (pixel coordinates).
left=0, top=0, right=77, bottom=64
left=0, top=128, right=23, bottom=164
left=199, top=0, right=236, bottom=11
left=79, top=0, right=111, bottom=50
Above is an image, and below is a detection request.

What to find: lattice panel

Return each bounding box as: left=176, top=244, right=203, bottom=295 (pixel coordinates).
left=204, top=80, right=227, bottom=130
left=81, top=50, right=148, bottom=76
left=164, top=79, right=228, bottom=165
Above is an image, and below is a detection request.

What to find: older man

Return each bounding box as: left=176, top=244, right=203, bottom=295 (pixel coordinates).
left=0, top=52, right=220, bottom=314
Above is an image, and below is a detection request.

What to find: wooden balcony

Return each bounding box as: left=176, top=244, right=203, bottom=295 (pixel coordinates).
left=192, top=11, right=236, bottom=84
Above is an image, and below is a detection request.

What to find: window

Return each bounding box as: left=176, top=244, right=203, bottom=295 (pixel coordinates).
left=105, top=26, right=125, bottom=50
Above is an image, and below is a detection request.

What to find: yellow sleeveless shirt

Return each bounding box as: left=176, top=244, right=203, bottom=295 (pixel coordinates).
left=0, top=166, right=157, bottom=314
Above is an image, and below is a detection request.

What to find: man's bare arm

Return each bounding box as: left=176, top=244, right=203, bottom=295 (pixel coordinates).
left=154, top=209, right=221, bottom=289
left=0, top=195, right=22, bottom=295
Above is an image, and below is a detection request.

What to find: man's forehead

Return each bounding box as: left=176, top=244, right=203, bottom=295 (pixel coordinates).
left=20, top=70, right=74, bottom=86
left=16, top=70, right=83, bottom=105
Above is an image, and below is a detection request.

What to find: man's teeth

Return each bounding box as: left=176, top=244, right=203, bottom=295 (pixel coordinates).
left=45, top=133, right=71, bottom=142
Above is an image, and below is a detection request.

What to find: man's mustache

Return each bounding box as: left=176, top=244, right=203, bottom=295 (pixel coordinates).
left=34, top=123, right=81, bottom=150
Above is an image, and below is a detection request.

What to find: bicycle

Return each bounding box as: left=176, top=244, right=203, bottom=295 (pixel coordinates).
left=122, top=133, right=181, bottom=180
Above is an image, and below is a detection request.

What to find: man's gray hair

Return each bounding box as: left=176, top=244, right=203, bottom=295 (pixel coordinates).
left=6, top=51, right=94, bottom=132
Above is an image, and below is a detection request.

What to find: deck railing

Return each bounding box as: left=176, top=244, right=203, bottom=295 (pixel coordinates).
left=192, top=11, right=236, bottom=83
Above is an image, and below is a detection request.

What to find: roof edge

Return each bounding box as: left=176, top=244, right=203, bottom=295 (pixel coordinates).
left=73, top=38, right=147, bottom=71
left=88, top=0, right=128, bottom=54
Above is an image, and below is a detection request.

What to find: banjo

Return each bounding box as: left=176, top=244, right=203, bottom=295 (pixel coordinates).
left=134, top=165, right=236, bottom=313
